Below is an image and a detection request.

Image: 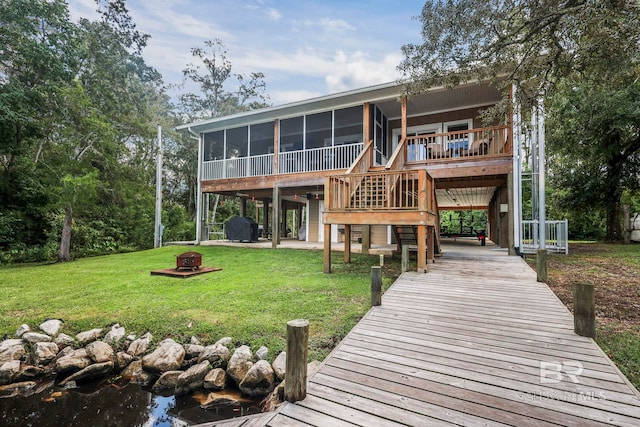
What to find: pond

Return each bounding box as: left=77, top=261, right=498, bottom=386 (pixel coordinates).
left=0, top=378, right=263, bottom=426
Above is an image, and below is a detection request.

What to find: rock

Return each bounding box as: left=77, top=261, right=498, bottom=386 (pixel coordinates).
left=115, top=351, right=134, bottom=371
left=75, top=328, right=103, bottom=345
left=54, top=349, right=92, bottom=374
left=184, top=344, right=204, bottom=359
left=16, top=365, right=44, bottom=382
left=214, top=337, right=232, bottom=347
left=16, top=324, right=30, bottom=337
left=54, top=333, right=75, bottom=349
left=190, top=336, right=201, bottom=345
left=204, top=368, right=226, bottom=390
left=53, top=345, right=74, bottom=362
left=239, top=360, right=276, bottom=397
left=142, top=339, right=185, bottom=373
left=39, top=319, right=63, bottom=336
left=227, top=345, right=253, bottom=387
left=175, top=360, right=212, bottom=395
left=121, top=360, right=156, bottom=386
left=86, top=341, right=115, bottom=363
left=0, top=360, right=21, bottom=385
left=152, top=370, right=182, bottom=392
left=197, top=344, right=230, bottom=369
left=181, top=358, right=198, bottom=370
left=272, top=352, right=286, bottom=381
left=59, top=361, right=114, bottom=385
left=0, top=381, right=37, bottom=398
left=127, top=332, right=152, bottom=357
left=126, top=334, right=137, bottom=342
left=22, top=332, right=52, bottom=344
left=33, top=342, right=59, bottom=365
left=103, top=324, right=126, bottom=345
left=199, top=391, right=240, bottom=409
left=121, top=360, right=143, bottom=380
left=0, top=340, right=26, bottom=363
left=256, top=346, right=269, bottom=360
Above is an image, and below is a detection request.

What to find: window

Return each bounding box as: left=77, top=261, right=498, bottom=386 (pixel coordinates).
left=280, top=116, right=304, bottom=152
left=305, top=112, right=332, bottom=150
left=445, top=119, right=473, bottom=155
left=250, top=122, right=274, bottom=156
left=226, top=126, right=248, bottom=159
left=333, top=106, right=363, bottom=145
left=203, top=131, right=224, bottom=161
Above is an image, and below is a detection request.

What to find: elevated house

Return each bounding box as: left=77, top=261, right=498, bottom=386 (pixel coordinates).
left=178, top=80, right=523, bottom=272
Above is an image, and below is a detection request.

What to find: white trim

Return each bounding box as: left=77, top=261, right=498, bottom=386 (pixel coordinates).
left=392, top=122, right=443, bottom=152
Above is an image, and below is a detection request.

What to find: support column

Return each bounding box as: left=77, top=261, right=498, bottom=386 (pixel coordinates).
left=239, top=198, right=247, bottom=217
left=508, top=172, right=516, bottom=255
left=427, top=226, right=435, bottom=264
left=417, top=225, right=427, bottom=273
left=272, top=187, right=281, bottom=248
left=262, top=198, right=269, bottom=239
left=361, top=225, right=371, bottom=255
left=323, top=223, right=332, bottom=274
left=344, top=224, right=351, bottom=264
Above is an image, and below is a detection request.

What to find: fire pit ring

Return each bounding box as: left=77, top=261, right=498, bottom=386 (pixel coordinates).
left=175, top=252, right=202, bottom=271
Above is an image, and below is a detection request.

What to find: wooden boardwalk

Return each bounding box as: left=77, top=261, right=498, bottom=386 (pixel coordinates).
left=207, top=248, right=640, bottom=426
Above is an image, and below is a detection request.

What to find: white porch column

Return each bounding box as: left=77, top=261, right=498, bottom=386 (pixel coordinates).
left=195, top=132, right=204, bottom=245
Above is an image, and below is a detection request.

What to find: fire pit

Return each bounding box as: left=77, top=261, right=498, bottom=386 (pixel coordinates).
left=176, top=252, right=202, bottom=271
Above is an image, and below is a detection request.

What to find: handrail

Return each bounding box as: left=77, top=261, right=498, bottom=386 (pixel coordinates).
left=385, top=136, right=407, bottom=171
left=346, top=140, right=374, bottom=175
left=405, top=125, right=510, bottom=162
left=326, top=169, right=434, bottom=212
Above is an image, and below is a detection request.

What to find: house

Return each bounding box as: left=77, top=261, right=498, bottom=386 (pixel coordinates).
left=177, top=80, right=523, bottom=272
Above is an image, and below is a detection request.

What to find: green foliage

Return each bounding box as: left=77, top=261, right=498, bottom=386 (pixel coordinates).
left=439, top=210, right=487, bottom=235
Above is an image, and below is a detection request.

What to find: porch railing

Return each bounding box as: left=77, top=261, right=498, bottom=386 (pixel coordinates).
left=406, top=125, right=510, bottom=162
left=278, top=143, right=363, bottom=174
left=326, top=169, right=432, bottom=212
left=202, top=143, right=364, bottom=180
left=521, top=220, right=569, bottom=254
left=202, top=154, right=274, bottom=180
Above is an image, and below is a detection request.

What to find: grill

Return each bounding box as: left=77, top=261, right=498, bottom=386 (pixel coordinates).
left=176, top=252, right=202, bottom=271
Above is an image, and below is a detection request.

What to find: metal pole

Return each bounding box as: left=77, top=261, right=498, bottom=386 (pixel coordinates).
left=537, top=100, right=546, bottom=249
left=154, top=124, right=163, bottom=248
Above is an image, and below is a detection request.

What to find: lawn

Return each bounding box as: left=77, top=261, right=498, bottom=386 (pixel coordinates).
left=0, top=246, right=400, bottom=362
left=529, top=243, right=640, bottom=388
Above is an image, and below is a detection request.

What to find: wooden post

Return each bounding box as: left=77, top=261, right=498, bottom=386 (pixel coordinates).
left=536, top=249, right=547, bottom=282
left=262, top=198, right=269, bottom=239
left=371, top=266, right=382, bottom=306
left=284, top=319, right=309, bottom=403
left=344, top=224, right=351, bottom=264
left=427, top=226, right=435, bottom=264
left=272, top=187, right=281, bottom=248
left=361, top=225, right=371, bottom=255
left=323, top=223, right=332, bottom=274
left=401, top=97, right=407, bottom=140
left=573, top=283, right=596, bottom=338
left=417, top=225, right=427, bottom=273
left=401, top=245, right=409, bottom=272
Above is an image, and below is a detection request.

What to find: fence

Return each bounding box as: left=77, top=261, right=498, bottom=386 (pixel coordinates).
left=521, top=220, right=569, bottom=254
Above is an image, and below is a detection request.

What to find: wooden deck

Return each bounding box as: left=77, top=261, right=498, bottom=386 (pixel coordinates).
left=205, top=247, right=640, bottom=426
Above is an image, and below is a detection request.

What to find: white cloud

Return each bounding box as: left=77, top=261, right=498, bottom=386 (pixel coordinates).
left=267, top=8, right=282, bottom=21
left=319, top=18, right=354, bottom=32
left=271, top=89, right=323, bottom=105
left=324, top=50, right=402, bottom=92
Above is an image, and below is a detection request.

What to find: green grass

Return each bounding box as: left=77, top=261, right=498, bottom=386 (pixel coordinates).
left=0, top=246, right=400, bottom=361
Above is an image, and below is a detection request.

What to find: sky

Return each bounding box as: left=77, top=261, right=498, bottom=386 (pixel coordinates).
left=66, top=0, right=426, bottom=106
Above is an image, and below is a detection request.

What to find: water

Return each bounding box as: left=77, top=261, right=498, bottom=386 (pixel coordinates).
left=0, top=379, right=263, bottom=427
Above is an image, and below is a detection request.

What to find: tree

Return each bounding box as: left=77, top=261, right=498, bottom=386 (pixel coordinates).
left=169, top=39, right=270, bottom=218
left=399, top=0, right=640, bottom=241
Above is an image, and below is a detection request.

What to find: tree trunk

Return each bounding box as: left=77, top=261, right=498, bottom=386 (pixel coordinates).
left=58, top=206, right=73, bottom=262
left=604, top=157, right=624, bottom=242
left=623, top=204, right=631, bottom=244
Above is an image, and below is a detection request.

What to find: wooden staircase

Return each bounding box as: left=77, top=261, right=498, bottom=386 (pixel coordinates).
left=323, top=138, right=439, bottom=272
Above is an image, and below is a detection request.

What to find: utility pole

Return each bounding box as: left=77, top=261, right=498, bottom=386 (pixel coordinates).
left=154, top=124, right=163, bottom=248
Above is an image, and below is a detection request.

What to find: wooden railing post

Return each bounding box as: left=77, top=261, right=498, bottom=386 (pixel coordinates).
left=573, top=283, right=595, bottom=338
left=536, top=249, right=547, bottom=282
left=401, top=245, right=409, bottom=272
left=285, top=319, right=309, bottom=403
left=371, top=266, right=382, bottom=306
